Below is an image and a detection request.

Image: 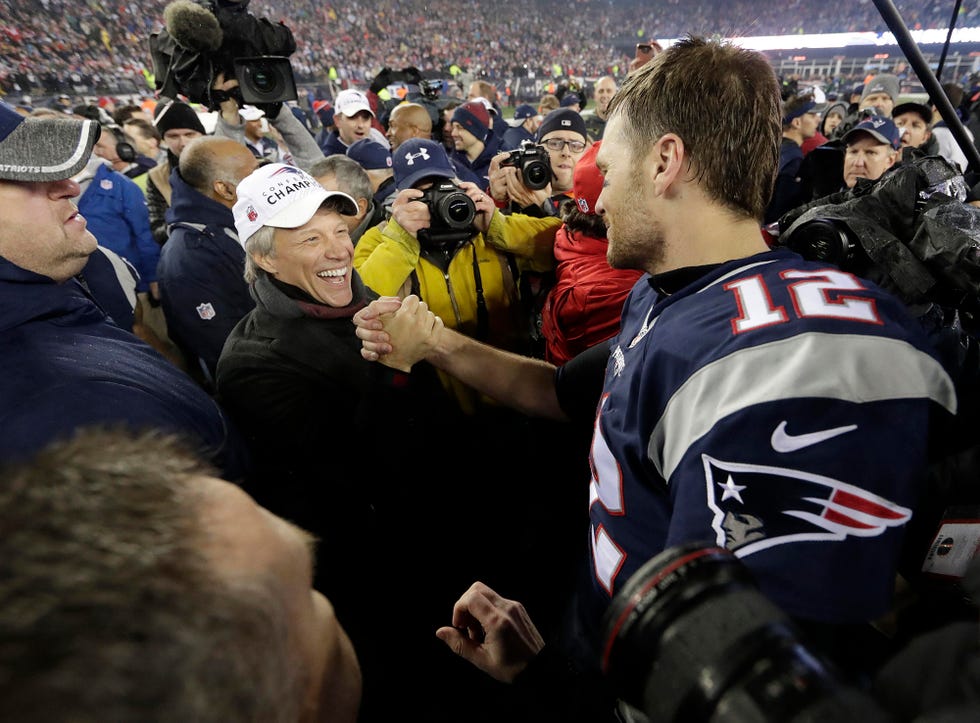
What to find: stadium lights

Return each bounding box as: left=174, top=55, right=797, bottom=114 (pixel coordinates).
left=658, top=27, right=980, bottom=52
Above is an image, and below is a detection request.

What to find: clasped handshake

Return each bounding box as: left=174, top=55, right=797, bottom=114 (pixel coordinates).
left=353, top=295, right=443, bottom=372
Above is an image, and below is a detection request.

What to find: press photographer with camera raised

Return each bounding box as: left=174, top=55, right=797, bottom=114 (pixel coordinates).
left=212, top=73, right=324, bottom=171
left=489, top=107, right=590, bottom=218
left=353, top=138, right=559, bottom=412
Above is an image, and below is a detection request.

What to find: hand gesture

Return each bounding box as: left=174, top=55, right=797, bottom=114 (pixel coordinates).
left=390, top=188, right=431, bottom=238
left=455, top=180, right=496, bottom=234
left=435, top=581, right=544, bottom=683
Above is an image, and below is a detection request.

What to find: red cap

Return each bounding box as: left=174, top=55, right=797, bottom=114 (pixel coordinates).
left=572, top=141, right=603, bottom=215
left=312, top=100, right=331, bottom=114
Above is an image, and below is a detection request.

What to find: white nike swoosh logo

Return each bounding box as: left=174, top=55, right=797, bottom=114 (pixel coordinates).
left=770, top=421, right=857, bottom=453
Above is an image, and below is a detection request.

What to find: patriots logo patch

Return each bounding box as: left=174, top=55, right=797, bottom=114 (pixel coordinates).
left=702, top=454, right=911, bottom=557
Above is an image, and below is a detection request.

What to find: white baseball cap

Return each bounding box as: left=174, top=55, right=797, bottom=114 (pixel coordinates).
left=238, top=105, right=265, bottom=121
left=334, top=89, right=374, bottom=118
left=233, top=163, right=357, bottom=246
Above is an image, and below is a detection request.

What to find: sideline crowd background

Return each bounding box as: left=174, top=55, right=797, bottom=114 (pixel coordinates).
left=0, top=0, right=976, bottom=99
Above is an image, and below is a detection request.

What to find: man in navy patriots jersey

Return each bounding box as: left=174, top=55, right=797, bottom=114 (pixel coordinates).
left=354, top=37, right=957, bottom=690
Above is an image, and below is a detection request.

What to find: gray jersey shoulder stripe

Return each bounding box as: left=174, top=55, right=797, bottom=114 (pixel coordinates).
left=648, top=332, right=956, bottom=480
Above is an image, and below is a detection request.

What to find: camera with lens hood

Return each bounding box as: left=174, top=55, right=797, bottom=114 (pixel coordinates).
left=778, top=154, right=980, bottom=316
left=418, top=181, right=477, bottom=249
left=601, top=543, right=892, bottom=723
left=500, top=141, right=553, bottom=191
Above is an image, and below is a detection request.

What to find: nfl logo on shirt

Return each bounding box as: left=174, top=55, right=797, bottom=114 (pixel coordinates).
left=196, top=302, right=216, bottom=320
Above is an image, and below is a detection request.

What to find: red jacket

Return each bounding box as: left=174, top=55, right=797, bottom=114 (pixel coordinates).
left=540, top=224, right=643, bottom=365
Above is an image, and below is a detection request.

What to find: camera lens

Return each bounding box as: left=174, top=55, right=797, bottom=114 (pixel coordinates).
left=438, top=192, right=476, bottom=229
left=524, top=159, right=551, bottom=190
left=784, top=218, right=857, bottom=268
left=251, top=68, right=277, bottom=93
left=234, top=57, right=297, bottom=105
left=602, top=543, right=889, bottom=723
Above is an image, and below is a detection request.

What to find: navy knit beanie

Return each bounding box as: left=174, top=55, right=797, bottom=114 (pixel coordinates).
left=451, top=101, right=491, bottom=142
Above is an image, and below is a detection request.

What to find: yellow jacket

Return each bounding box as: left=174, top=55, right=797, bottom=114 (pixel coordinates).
left=354, top=211, right=560, bottom=410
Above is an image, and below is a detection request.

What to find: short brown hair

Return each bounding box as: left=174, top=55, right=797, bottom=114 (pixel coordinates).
left=781, top=92, right=816, bottom=130
left=607, top=36, right=781, bottom=221
left=0, top=429, right=304, bottom=721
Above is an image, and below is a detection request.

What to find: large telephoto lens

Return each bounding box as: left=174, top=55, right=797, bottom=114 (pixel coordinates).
left=601, top=543, right=891, bottom=723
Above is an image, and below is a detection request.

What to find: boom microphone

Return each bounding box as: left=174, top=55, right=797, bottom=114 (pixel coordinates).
left=163, top=0, right=223, bottom=52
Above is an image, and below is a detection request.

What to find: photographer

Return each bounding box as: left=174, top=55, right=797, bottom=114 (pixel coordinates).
left=489, top=108, right=589, bottom=218
left=842, top=116, right=901, bottom=189
left=353, top=139, right=559, bottom=412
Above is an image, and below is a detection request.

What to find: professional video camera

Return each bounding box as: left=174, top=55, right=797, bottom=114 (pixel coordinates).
left=148, top=0, right=298, bottom=113
left=500, top=140, right=552, bottom=191
left=418, top=181, right=477, bottom=250
left=601, top=543, right=893, bottom=722
left=419, top=79, right=444, bottom=101
left=778, top=154, right=980, bottom=317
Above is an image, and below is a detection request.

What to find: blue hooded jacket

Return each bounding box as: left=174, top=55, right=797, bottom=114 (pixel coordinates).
left=77, top=163, right=160, bottom=292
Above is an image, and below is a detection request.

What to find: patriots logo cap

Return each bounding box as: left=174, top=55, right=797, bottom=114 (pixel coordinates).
left=842, top=116, right=902, bottom=150
left=572, top=141, right=604, bottom=215
left=0, top=101, right=100, bottom=182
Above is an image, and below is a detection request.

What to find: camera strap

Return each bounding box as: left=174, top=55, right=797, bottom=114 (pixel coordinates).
left=470, top=240, right=489, bottom=341
left=418, top=239, right=489, bottom=341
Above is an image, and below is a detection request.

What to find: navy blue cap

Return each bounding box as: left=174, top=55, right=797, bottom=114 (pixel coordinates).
left=392, top=138, right=456, bottom=190
left=842, top=116, right=902, bottom=150
left=347, top=138, right=393, bottom=171
left=560, top=93, right=581, bottom=107
left=513, top=104, right=535, bottom=120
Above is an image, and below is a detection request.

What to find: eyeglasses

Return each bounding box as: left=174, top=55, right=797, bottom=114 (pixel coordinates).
left=636, top=43, right=653, bottom=53
left=542, top=138, right=587, bottom=154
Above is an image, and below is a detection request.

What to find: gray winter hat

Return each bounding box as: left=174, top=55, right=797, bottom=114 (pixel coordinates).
left=0, top=101, right=100, bottom=182
left=861, top=74, right=900, bottom=103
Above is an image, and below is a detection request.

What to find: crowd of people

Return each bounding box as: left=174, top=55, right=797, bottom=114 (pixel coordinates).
left=1, top=0, right=976, bottom=97
left=1, top=11, right=980, bottom=723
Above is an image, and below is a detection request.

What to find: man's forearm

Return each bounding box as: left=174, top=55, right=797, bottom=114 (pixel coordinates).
left=427, top=327, right=566, bottom=420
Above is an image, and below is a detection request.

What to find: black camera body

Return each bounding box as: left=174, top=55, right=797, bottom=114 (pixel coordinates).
left=779, top=155, right=980, bottom=312
left=500, top=141, right=552, bottom=191
left=418, top=181, right=477, bottom=250
left=419, top=79, right=443, bottom=101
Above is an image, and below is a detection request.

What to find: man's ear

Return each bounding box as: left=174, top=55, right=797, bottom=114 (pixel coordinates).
left=357, top=197, right=369, bottom=218
left=650, top=133, right=685, bottom=196
left=214, top=179, right=236, bottom=203
left=253, top=252, right=277, bottom=276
